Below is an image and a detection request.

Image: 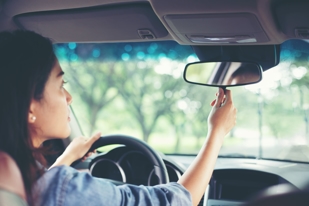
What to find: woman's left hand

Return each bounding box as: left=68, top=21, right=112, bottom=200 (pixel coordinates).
left=49, top=132, right=101, bottom=169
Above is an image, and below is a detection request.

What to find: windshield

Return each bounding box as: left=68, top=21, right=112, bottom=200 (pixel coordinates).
left=55, top=39, right=309, bottom=163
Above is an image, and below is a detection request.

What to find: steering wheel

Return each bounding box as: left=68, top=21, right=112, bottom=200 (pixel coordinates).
left=72, top=134, right=169, bottom=185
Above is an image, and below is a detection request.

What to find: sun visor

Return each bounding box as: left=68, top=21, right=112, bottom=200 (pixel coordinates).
left=164, top=13, right=269, bottom=45
left=14, top=3, right=168, bottom=43
left=275, top=2, right=309, bottom=39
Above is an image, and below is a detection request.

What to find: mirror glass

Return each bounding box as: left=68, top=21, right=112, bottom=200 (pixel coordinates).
left=184, top=62, right=262, bottom=87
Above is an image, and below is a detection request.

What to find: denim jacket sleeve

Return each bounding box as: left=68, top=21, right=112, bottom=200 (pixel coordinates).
left=35, top=165, right=192, bottom=206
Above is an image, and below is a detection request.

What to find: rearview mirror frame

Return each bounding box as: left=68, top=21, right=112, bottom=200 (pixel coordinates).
left=183, top=61, right=263, bottom=88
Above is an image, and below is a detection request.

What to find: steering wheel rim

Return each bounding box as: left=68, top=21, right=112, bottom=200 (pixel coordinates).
left=73, top=134, right=169, bottom=184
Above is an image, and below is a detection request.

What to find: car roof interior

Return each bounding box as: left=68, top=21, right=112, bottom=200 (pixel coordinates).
left=2, top=1, right=309, bottom=206
left=1, top=0, right=308, bottom=45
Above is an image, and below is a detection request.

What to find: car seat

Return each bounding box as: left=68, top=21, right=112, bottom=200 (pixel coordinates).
left=0, top=151, right=28, bottom=206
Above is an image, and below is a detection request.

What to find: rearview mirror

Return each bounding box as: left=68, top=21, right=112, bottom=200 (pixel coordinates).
left=183, top=61, right=262, bottom=87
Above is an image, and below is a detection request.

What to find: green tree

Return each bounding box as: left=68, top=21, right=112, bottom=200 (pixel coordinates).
left=55, top=44, right=120, bottom=135
left=111, top=60, right=190, bottom=143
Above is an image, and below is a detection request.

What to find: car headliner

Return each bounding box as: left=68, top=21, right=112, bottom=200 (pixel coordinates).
left=0, top=0, right=308, bottom=45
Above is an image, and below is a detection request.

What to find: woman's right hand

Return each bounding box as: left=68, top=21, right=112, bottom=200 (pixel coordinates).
left=208, top=88, right=237, bottom=140
left=49, top=132, right=101, bottom=169
left=61, top=132, right=101, bottom=163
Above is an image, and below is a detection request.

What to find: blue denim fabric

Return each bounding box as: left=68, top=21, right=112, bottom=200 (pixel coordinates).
left=34, top=166, right=192, bottom=206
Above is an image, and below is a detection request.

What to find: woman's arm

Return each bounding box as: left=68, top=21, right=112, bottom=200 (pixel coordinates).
left=178, top=88, right=237, bottom=206
left=49, top=132, right=101, bottom=169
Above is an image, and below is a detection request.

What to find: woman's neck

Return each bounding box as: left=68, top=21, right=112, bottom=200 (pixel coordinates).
left=32, top=136, right=45, bottom=148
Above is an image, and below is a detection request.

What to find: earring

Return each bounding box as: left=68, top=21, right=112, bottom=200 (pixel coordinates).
left=31, top=116, right=36, bottom=121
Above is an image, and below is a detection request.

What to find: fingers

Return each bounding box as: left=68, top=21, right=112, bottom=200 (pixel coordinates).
left=215, top=88, right=224, bottom=108
left=81, top=150, right=96, bottom=161
left=224, top=89, right=233, bottom=104
left=210, top=99, right=216, bottom=106
left=83, top=133, right=100, bottom=159
left=87, top=132, right=101, bottom=145
left=210, top=88, right=234, bottom=111
left=85, top=152, right=94, bottom=157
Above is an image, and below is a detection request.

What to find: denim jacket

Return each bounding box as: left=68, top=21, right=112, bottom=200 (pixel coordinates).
left=34, top=166, right=192, bottom=206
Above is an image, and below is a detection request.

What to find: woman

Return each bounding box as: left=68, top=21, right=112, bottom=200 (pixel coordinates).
left=0, top=30, right=236, bottom=206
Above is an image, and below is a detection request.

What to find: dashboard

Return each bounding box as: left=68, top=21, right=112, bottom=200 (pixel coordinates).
left=78, top=146, right=309, bottom=206
left=206, top=169, right=293, bottom=205
left=171, top=155, right=309, bottom=206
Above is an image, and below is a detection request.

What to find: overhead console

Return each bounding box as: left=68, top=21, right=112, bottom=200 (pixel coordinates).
left=150, top=0, right=309, bottom=45
left=164, top=13, right=269, bottom=44
left=150, top=0, right=276, bottom=45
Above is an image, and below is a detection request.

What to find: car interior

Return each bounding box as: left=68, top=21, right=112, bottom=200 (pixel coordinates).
left=1, top=0, right=309, bottom=206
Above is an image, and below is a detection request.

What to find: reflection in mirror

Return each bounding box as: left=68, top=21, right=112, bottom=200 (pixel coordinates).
left=184, top=62, right=262, bottom=87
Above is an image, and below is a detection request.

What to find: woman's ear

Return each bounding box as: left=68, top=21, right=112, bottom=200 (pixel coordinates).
left=28, top=99, right=37, bottom=124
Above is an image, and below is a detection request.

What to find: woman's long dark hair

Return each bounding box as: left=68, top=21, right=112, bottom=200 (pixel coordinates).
left=0, top=30, right=56, bottom=200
